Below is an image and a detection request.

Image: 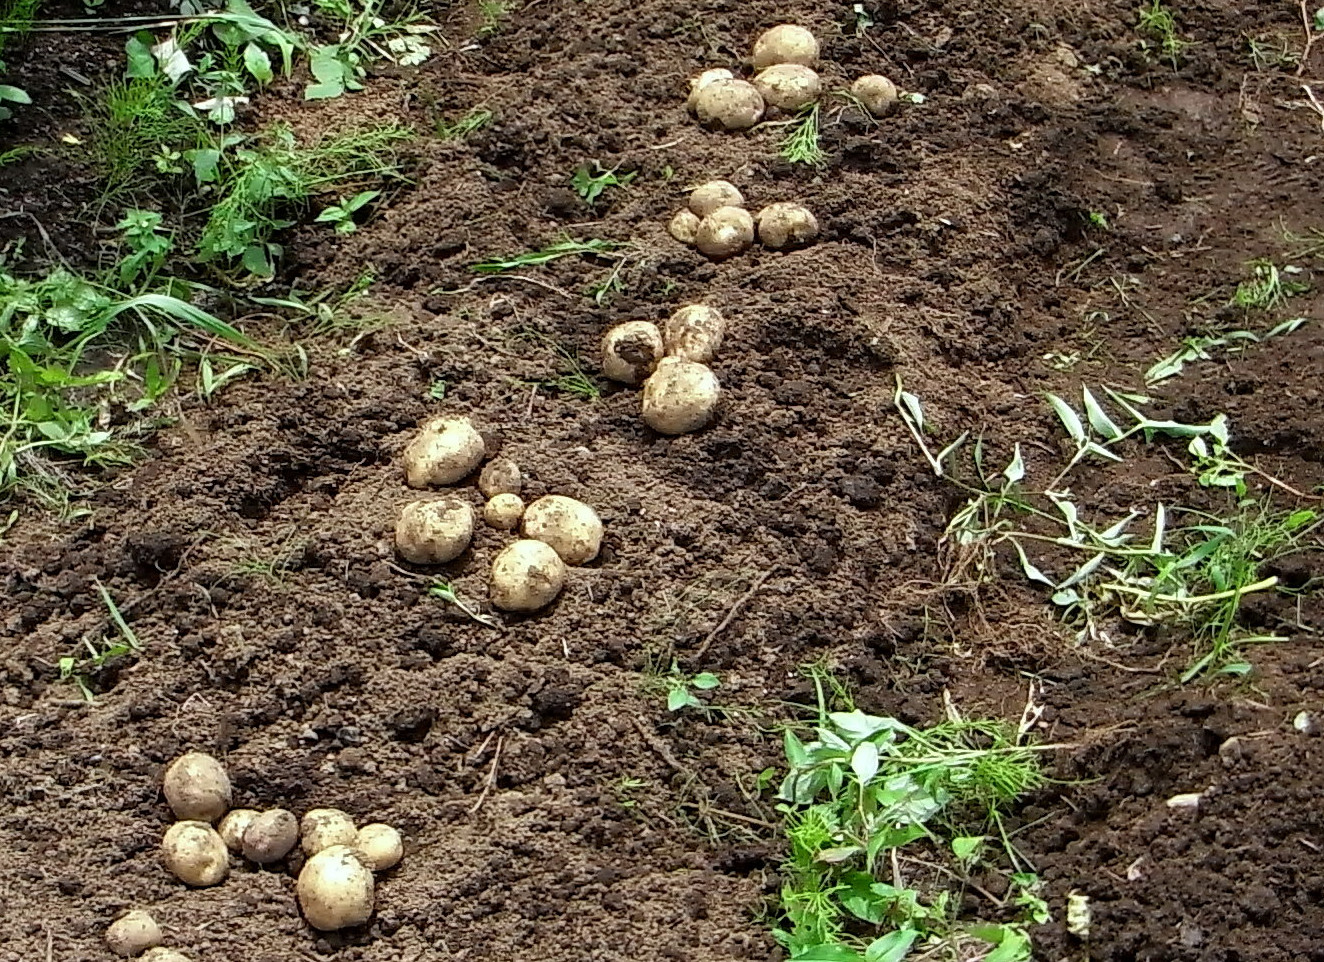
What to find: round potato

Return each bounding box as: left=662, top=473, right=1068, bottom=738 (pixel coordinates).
left=602, top=320, right=664, bottom=385
left=301, top=808, right=358, bottom=857
left=696, top=206, right=755, bottom=259
left=490, top=540, right=567, bottom=612
left=686, top=67, right=734, bottom=111
left=395, top=498, right=474, bottom=565
left=852, top=74, right=898, bottom=117
left=162, top=821, right=229, bottom=887
left=663, top=305, right=726, bottom=364
left=106, top=910, right=161, bottom=958
left=522, top=495, right=604, bottom=565
left=241, top=808, right=299, bottom=864
left=756, top=202, right=819, bottom=249
left=402, top=417, right=485, bottom=488
left=355, top=823, right=404, bottom=872
left=641, top=358, right=721, bottom=435
left=484, top=493, right=526, bottom=530
left=297, top=845, right=375, bottom=932
left=142, top=951, right=193, bottom=962
left=692, top=79, right=765, bottom=131
left=218, top=808, right=259, bottom=852
left=668, top=209, right=701, bottom=245
left=478, top=457, right=521, bottom=498
left=689, top=180, right=745, bottom=218
left=753, top=64, right=821, bottom=112
left=752, top=23, right=819, bottom=69
left=162, top=751, right=231, bottom=823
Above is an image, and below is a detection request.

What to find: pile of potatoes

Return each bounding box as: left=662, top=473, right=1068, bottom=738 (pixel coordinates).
left=397, top=416, right=604, bottom=612
left=668, top=179, right=818, bottom=259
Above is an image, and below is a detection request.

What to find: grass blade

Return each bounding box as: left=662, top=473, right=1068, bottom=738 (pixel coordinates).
left=1046, top=393, right=1085, bottom=443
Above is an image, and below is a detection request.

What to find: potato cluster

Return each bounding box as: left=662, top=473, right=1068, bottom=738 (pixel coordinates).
left=669, top=180, right=818, bottom=259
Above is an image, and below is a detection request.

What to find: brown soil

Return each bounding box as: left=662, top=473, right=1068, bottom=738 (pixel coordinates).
left=4, top=0, right=1324, bottom=960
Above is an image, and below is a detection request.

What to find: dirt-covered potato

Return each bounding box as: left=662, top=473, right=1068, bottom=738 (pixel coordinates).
left=394, top=498, right=474, bottom=565
left=241, top=808, right=299, bottom=864
left=478, top=456, right=521, bottom=498
left=484, top=493, right=525, bottom=530
left=752, top=23, right=819, bottom=69
left=663, top=305, right=726, bottom=364
left=297, top=845, right=375, bottom=932
left=142, top=951, right=193, bottom=962
left=162, top=751, right=231, bottom=823
left=692, top=79, right=765, bottom=131
left=641, top=358, right=721, bottom=435
left=106, top=910, right=161, bottom=958
left=688, top=180, right=745, bottom=218
left=685, top=67, right=733, bottom=110
left=753, top=64, right=821, bottom=112
left=218, top=808, right=259, bottom=852
left=522, top=495, right=604, bottom=565
left=162, top=821, right=229, bottom=887
left=852, top=74, right=898, bottom=117
left=402, top=416, right=485, bottom=488
left=756, top=202, right=819, bottom=249
left=668, top=209, right=701, bottom=245
left=602, top=320, right=664, bottom=385
left=301, top=808, right=358, bottom=857
left=490, top=540, right=567, bottom=612
left=696, top=206, right=755, bottom=259
left=355, top=823, right=404, bottom=871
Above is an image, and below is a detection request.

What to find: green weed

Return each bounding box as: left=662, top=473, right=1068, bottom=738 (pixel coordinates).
left=470, top=237, right=623, bottom=274
left=1146, top=316, right=1307, bottom=383
left=428, top=578, right=501, bottom=628
left=662, top=664, right=721, bottom=713
left=314, top=189, right=381, bottom=234
left=780, top=102, right=825, bottom=167
left=90, top=75, right=205, bottom=198
left=1231, top=258, right=1308, bottom=312
left=435, top=106, right=493, bottom=141
left=571, top=161, right=637, bottom=206
left=1137, top=0, right=1188, bottom=67
left=476, top=0, right=508, bottom=38
left=58, top=580, right=140, bottom=701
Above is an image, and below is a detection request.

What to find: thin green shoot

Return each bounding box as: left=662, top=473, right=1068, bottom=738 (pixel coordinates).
left=435, top=107, right=492, bottom=141
left=470, top=238, right=623, bottom=274
left=662, top=663, right=721, bottom=713
left=1137, top=0, right=1188, bottom=67
left=570, top=161, right=637, bottom=206
left=476, top=0, right=508, bottom=37
left=428, top=579, right=501, bottom=628
left=1145, top=317, right=1307, bottom=383
left=780, top=102, right=825, bottom=166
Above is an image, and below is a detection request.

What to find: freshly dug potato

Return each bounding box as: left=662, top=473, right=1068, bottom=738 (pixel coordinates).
left=641, top=358, right=721, bottom=435
left=696, top=206, right=755, bottom=259
left=142, top=951, right=192, bottom=962
left=753, top=64, right=821, bottom=112
left=161, top=821, right=229, bottom=887
left=752, top=23, right=819, bottom=69
left=301, top=808, right=358, bottom=857
left=162, top=751, right=231, bottom=823
left=297, top=845, right=375, bottom=932
left=689, top=180, right=745, bottom=218
left=395, top=498, right=474, bottom=565
left=686, top=67, right=733, bottom=111
left=106, top=910, right=161, bottom=958
left=852, top=74, right=898, bottom=117
left=484, top=493, right=526, bottom=531
left=668, top=209, right=700, bottom=245
left=663, top=305, right=726, bottom=364
left=478, top=457, right=521, bottom=498
left=242, top=808, right=299, bottom=864
left=692, top=79, right=765, bottom=131
left=756, top=202, right=819, bottom=249
left=490, top=540, right=567, bottom=612
left=602, top=320, right=664, bottom=385
left=522, top=495, right=604, bottom=565
left=218, top=808, right=259, bottom=852
left=402, top=416, right=485, bottom=488
left=355, top=823, right=404, bottom=871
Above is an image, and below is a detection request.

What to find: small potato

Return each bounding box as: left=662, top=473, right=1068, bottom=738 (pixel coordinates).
left=641, top=358, right=720, bottom=435
left=162, top=821, right=229, bottom=887
left=301, top=808, right=358, bottom=857
left=395, top=498, right=474, bottom=565
left=692, top=79, right=765, bottom=131
left=402, top=416, right=485, bottom=488
left=142, top=951, right=193, bottom=962
left=106, top=910, right=161, bottom=958
left=162, top=751, right=231, bottom=823
left=218, top=808, right=259, bottom=852
left=355, top=823, right=404, bottom=871
left=242, top=808, right=299, bottom=864
left=686, top=67, right=734, bottom=111
left=753, top=64, right=821, bottom=113
left=602, top=320, right=664, bottom=385
left=297, top=845, right=375, bottom=932
left=522, top=495, right=604, bottom=565
left=478, top=457, right=521, bottom=498
left=752, top=23, right=819, bottom=69
left=696, top=206, right=755, bottom=259
left=663, top=305, right=726, bottom=364
left=490, top=540, right=567, bottom=612
left=689, top=180, right=745, bottom=218
left=852, top=74, right=898, bottom=117
left=668, top=209, right=700, bottom=245
left=756, top=202, right=819, bottom=249
left=484, top=493, right=526, bottom=530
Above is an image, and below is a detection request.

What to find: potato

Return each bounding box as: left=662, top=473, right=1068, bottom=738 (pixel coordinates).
left=106, top=910, right=161, bottom=958
left=161, top=821, right=229, bottom=887
left=490, top=539, right=567, bottom=612
left=142, top=951, right=193, bottom=962
left=297, top=844, right=375, bottom=932
left=218, top=808, right=259, bottom=852
left=301, top=808, right=358, bottom=857
left=753, top=64, right=821, bottom=112
left=395, top=498, right=474, bottom=565
left=162, top=751, right=231, bottom=823
left=641, top=358, right=720, bottom=435
left=478, top=457, right=521, bottom=498
left=355, top=823, right=404, bottom=871
left=852, top=74, right=898, bottom=117
left=696, top=206, right=755, bottom=259
left=692, top=79, right=765, bottom=131
left=522, top=495, right=604, bottom=565
left=756, top=202, right=819, bottom=249
left=668, top=209, right=700, bottom=245
left=602, top=320, right=664, bottom=385
left=241, top=808, right=299, bottom=864
left=686, top=67, right=733, bottom=110
left=484, top=493, right=526, bottom=530
left=402, top=416, right=485, bottom=488
left=752, top=23, right=819, bottom=69
left=689, top=180, right=745, bottom=218
left=663, top=305, right=726, bottom=364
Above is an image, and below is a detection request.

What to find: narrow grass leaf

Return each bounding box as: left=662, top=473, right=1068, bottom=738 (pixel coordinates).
left=1002, top=443, right=1025, bottom=485
left=1046, top=393, right=1085, bottom=443
left=1082, top=387, right=1123, bottom=440
left=897, top=390, right=925, bottom=433
left=1151, top=503, right=1167, bottom=554
left=1012, top=540, right=1055, bottom=587
left=791, top=946, right=867, bottom=962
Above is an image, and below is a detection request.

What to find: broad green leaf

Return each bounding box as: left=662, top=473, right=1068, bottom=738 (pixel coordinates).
left=791, top=944, right=867, bottom=962
left=1046, top=393, right=1085, bottom=443
left=951, top=835, right=984, bottom=862
left=0, top=84, right=31, bottom=104
left=667, top=688, right=695, bottom=712
left=1082, top=386, right=1122, bottom=440
left=784, top=729, right=810, bottom=768
left=151, top=37, right=193, bottom=83
left=125, top=33, right=156, bottom=78
left=243, top=42, right=274, bottom=84
left=829, top=711, right=902, bottom=741
left=1002, top=443, right=1025, bottom=484
left=850, top=741, right=879, bottom=786
left=1083, top=440, right=1124, bottom=463
left=865, top=929, right=920, bottom=962
left=691, top=672, right=720, bottom=690
left=185, top=148, right=221, bottom=185
left=241, top=244, right=273, bottom=275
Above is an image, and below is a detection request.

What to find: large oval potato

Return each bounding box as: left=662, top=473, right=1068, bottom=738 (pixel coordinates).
left=297, top=845, right=375, bottom=931
left=402, top=417, right=485, bottom=488
left=602, top=321, right=664, bottom=385
left=490, top=540, right=567, bottom=612
left=752, top=23, right=819, bottom=68
left=692, top=79, right=765, bottom=130
left=662, top=305, right=726, bottom=364
left=161, top=821, right=229, bottom=887
left=301, top=808, right=359, bottom=856
left=641, top=359, right=720, bottom=435
left=522, top=495, right=604, bottom=565
left=106, top=910, right=161, bottom=958
left=162, top=751, right=231, bottom=823
left=395, top=498, right=475, bottom=565
left=753, top=64, right=821, bottom=112
left=696, top=206, right=755, bottom=259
